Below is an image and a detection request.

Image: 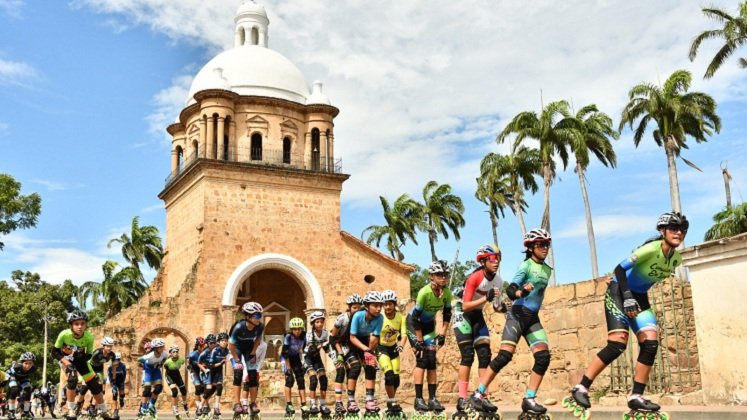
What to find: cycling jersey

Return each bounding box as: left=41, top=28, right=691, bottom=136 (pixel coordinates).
left=229, top=320, right=265, bottom=351
left=511, top=258, right=552, bottom=313
left=53, top=329, right=94, bottom=360
left=6, top=362, right=35, bottom=383
left=614, top=239, right=682, bottom=294
left=164, top=357, right=185, bottom=372
left=462, top=269, right=503, bottom=310
left=89, top=348, right=115, bottom=373
left=350, top=310, right=383, bottom=338
left=107, top=363, right=127, bottom=385
left=331, top=312, right=352, bottom=345
left=304, top=329, right=330, bottom=354
left=379, top=312, right=405, bottom=347
left=139, top=351, right=168, bottom=369
left=282, top=333, right=306, bottom=357
left=409, top=285, right=453, bottom=325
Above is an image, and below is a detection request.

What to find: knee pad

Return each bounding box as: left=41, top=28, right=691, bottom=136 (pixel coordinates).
left=8, top=386, right=19, bottom=400
left=489, top=349, right=513, bottom=373
left=532, top=350, right=551, bottom=375
left=233, top=369, right=243, bottom=386
left=179, top=384, right=187, bottom=396
left=335, top=366, right=346, bottom=383
left=67, top=376, right=78, bottom=391
left=87, top=378, right=103, bottom=396
left=476, top=345, right=492, bottom=369
left=393, top=375, right=400, bottom=389
left=458, top=341, right=475, bottom=367
left=319, top=375, right=328, bottom=391
left=246, top=370, right=259, bottom=388
left=597, top=340, right=627, bottom=365
left=20, top=387, right=32, bottom=402
left=347, top=362, right=361, bottom=380
left=142, top=386, right=152, bottom=398
left=153, top=384, right=163, bottom=396
left=78, top=383, right=89, bottom=396
left=424, top=349, right=437, bottom=370
left=637, top=340, right=659, bottom=366
left=309, top=375, right=318, bottom=392
left=284, top=371, right=295, bottom=388
left=214, top=383, right=222, bottom=396
left=195, top=384, right=205, bottom=396
left=364, top=365, right=376, bottom=381
left=171, top=387, right=179, bottom=398
left=203, top=387, right=215, bottom=399
left=384, top=371, right=396, bottom=387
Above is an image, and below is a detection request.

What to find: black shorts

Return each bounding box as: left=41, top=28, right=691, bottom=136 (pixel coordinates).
left=604, top=282, right=658, bottom=335
left=165, top=370, right=185, bottom=387
left=499, top=305, right=549, bottom=349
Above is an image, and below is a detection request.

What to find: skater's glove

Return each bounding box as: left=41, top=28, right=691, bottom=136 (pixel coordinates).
left=622, top=290, right=640, bottom=317
left=497, top=301, right=508, bottom=313
left=363, top=351, right=377, bottom=367
left=248, top=354, right=257, bottom=364
left=413, top=340, right=425, bottom=358
left=335, top=354, right=345, bottom=369
left=485, top=288, right=496, bottom=302
left=284, top=370, right=293, bottom=380
left=395, top=345, right=404, bottom=353
left=435, top=334, right=446, bottom=347
left=234, top=363, right=244, bottom=371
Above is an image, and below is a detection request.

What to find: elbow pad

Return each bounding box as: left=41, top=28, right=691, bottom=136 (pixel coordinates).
left=614, top=264, right=630, bottom=295
left=410, top=309, right=423, bottom=330
left=442, top=307, right=452, bottom=322
left=52, top=348, right=65, bottom=361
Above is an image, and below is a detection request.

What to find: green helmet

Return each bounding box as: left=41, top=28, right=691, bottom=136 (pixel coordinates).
left=289, top=317, right=305, bottom=329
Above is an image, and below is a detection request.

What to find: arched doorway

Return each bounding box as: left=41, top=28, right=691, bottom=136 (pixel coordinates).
left=133, top=327, right=191, bottom=400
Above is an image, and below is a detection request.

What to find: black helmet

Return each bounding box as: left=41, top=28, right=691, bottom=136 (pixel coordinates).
left=217, top=332, right=229, bottom=341
left=656, top=212, right=689, bottom=232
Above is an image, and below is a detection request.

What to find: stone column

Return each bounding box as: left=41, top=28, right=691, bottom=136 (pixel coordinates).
left=203, top=308, right=218, bottom=334
left=170, top=148, right=178, bottom=173
left=217, top=116, right=225, bottom=161
left=199, top=118, right=207, bottom=158
left=229, top=120, right=236, bottom=161
left=206, top=116, right=215, bottom=159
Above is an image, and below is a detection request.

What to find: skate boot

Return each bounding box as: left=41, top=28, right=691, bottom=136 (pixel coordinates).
left=345, top=401, right=359, bottom=414
left=562, top=385, right=591, bottom=419
left=320, top=405, right=331, bottom=418
left=100, top=411, right=116, bottom=420
left=148, top=402, right=157, bottom=416
left=520, top=397, right=547, bottom=419
left=333, top=401, right=346, bottom=418
left=468, top=394, right=497, bottom=414
left=624, top=395, right=665, bottom=420
left=428, top=398, right=444, bottom=412
left=138, top=406, right=149, bottom=419
left=249, top=403, right=260, bottom=419
left=452, top=398, right=468, bottom=419
left=112, top=409, right=120, bottom=420
left=201, top=407, right=212, bottom=419
left=384, top=402, right=403, bottom=419
left=21, top=411, right=32, bottom=420
left=8, top=410, right=17, bottom=420
left=309, top=403, right=320, bottom=417
left=363, top=400, right=379, bottom=419
left=413, top=398, right=429, bottom=419
left=213, top=407, right=222, bottom=419
left=299, top=404, right=309, bottom=419
left=183, top=402, right=191, bottom=418
left=233, top=404, right=243, bottom=419
left=284, top=404, right=295, bottom=419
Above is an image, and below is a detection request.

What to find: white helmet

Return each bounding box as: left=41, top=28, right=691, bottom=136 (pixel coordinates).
left=150, top=338, right=166, bottom=349
left=428, top=260, right=450, bottom=274
left=363, top=290, right=384, bottom=304
left=168, top=344, right=179, bottom=354
left=656, top=212, right=689, bottom=232
left=241, top=301, right=263, bottom=315
left=381, top=289, right=397, bottom=302
left=346, top=293, right=363, bottom=305
left=309, top=311, right=325, bottom=323
left=523, top=228, right=551, bottom=247
left=101, top=336, right=115, bottom=346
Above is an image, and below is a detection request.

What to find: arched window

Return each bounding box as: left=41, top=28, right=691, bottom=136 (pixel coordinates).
left=251, top=133, right=262, bottom=161
left=223, top=116, right=231, bottom=161
left=251, top=27, right=259, bottom=45
left=283, top=137, right=292, bottom=164
left=192, top=139, right=199, bottom=159
left=238, top=27, right=246, bottom=46
left=212, top=113, right=219, bottom=159
left=176, top=146, right=184, bottom=171
left=311, top=128, right=321, bottom=171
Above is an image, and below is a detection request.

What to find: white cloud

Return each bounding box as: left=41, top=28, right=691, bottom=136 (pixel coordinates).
left=0, top=0, right=24, bottom=18
left=77, top=0, right=747, bottom=207
left=554, top=214, right=654, bottom=240
left=30, top=179, right=84, bottom=191
left=140, top=74, right=193, bottom=147
left=0, top=57, right=37, bottom=87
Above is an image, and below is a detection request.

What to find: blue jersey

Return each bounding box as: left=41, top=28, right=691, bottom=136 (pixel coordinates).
left=187, top=350, right=201, bottom=371
left=229, top=320, right=264, bottom=351
left=350, top=310, right=383, bottom=338
left=197, top=347, right=214, bottom=367
left=283, top=333, right=306, bottom=357
left=209, top=346, right=230, bottom=367
left=107, top=363, right=127, bottom=384
left=511, top=258, right=552, bottom=313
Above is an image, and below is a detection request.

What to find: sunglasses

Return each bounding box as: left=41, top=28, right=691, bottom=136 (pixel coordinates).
left=534, top=242, right=551, bottom=249
left=666, top=225, right=687, bottom=233
left=433, top=272, right=450, bottom=278
left=250, top=313, right=262, bottom=320
left=483, top=254, right=501, bottom=262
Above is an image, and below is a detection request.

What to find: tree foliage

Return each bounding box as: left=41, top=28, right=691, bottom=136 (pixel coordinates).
left=0, top=173, right=42, bottom=250
left=689, top=1, right=747, bottom=79
left=409, top=259, right=479, bottom=299
left=704, top=202, right=747, bottom=241
left=0, top=271, right=78, bottom=386
left=362, top=195, right=421, bottom=261
left=420, top=181, right=465, bottom=261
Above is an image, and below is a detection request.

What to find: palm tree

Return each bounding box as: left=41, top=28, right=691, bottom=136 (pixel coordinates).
left=420, top=181, right=465, bottom=261
left=475, top=153, right=531, bottom=245
left=362, top=194, right=421, bottom=261
left=498, top=100, right=577, bottom=285
left=569, top=104, right=618, bottom=279
left=620, top=69, right=721, bottom=214
left=689, top=1, right=747, bottom=79
left=80, top=261, right=147, bottom=318
left=493, top=145, right=541, bottom=237
left=108, top=216, right=164, bottom=280
left=704, top=202, right=747, bottom=240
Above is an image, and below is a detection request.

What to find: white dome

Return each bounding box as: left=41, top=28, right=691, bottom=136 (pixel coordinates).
left=236, top=1, right=266, bottom=17
left=187, top=45, right=310, bottom=105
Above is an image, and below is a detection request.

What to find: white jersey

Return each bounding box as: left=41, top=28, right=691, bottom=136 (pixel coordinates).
left=462, top=269, right=504, bottom=311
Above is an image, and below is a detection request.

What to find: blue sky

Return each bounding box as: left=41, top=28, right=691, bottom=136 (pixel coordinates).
left=1, top=0, right=746, bottom=287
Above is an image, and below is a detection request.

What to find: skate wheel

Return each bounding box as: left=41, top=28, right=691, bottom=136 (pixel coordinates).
left=560, top=398, right=571, bottom=409
left=579, top=410, right=591, bottom=420
left=656, top=413, right=668, bottom=420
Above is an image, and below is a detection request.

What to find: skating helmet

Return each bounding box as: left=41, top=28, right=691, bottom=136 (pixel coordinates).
left=363, top=290, right=384, bottom=304
left=113, top=352, right=122, bottom=361
left=241, top=301, right=264, bottom=315
left=150, top=338, right=166, bottom=349
left=346, top=293, right=363, bottom=305
left=67, top=310, right=89, bottom=324
left=452, top=286, right=464, bottom=299
left=217, top=332, right=229, bottom=341
left=19, top=352, right=36, bottom=362
left=289, top=317, right=305, bottom=329
left=205, top=334, right=217, bottom=344
left=168, top=344, right=180, bottom=354
left=428, top=259, right=450, bottom=275
left=101, top=336, right=115, bottom=346
left=656, top=212, right=689, bottom=233
left=309, top=311, right=325, bottom=324
left=381, top=290, right=397, bottom=303
left=194, top=337, right=205, bottom=347
left=476, top=244, right=501, bottom=262
left=523, top=228, right=551, bottom=247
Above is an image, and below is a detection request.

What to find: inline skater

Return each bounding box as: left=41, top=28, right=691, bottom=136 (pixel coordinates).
left=349, top=291, right=384, bottom=416
left=137, top=338, right=168, bottom=418
left=282, top=318, right=308, bottom=418
left=107, top=353, right=126, bottom=419
left=6, top=353, right=37, bottom=420
left=453, top=245, right=504, bottom=418
left=407, top=260, right=453, bottom=416
left=470, top=229, right=553, bottom=419
left=228, top=302, right=265, bottom=418
left=164, top=345, right=190, bottom=418
left=328, top=294, right=363, bottom=416
left=304, top=311, right=331, bottom=417
left=188, top=337, right=206, bottom=416
left=377, top=290, right=407, bottom=417
left=566, top=212, right=688, bottom=420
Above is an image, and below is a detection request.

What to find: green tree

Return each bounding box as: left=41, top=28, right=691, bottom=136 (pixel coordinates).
left=79, top=260, right=147, bottom=319
left=0, top=271, right=78, bottom=386
left=569, top=104, right=618, bottom=279
left=409, top=259, right=480, bottom=300
left=620, top=69, right=721, bottom=215
left=108, top=216, right=164, bottom=281
left=704, top=202, right=747, bottom=240
left=0, top=173, right=42, bottom=250
left=689, top=1, right=747, bottom=79
left=362, top=195, right=421, bottom=261
left=420, top=181, right=465, bottom=261
left=498, top=100, right=577, bottom=285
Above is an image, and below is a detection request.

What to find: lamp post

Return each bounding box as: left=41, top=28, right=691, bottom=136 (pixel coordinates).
left=42, top=309, right=51, bottom=385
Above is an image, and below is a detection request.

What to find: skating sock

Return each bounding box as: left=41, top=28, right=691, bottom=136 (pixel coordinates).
left=347, top=390, right=355, bottom=402
left=98, top=403, right=108, bottom=413
left=320, top=400, right=326, bottom=408
left=458, top=381, right=468, bottom=399
left=524, top=389, right=537, bottom=399
left=241, top=399, right=248, bottom=406
left=428, top=384, right=437, bottom=401
left=476, top=384, right=487, bottom=397
left=632, top=381, right=646, bottom=395
left=365, top=389, right=374, bottom=402
left=67, top=402, right=76, bottom=411
left=9, top=402, right=17, bottom=411
left=214, top=400, right=220, bottom=409
left=580, top=375, right=593, bottom=389
left=335, top=386, right=343, bottom=401
left=387, top=398, right=395, bottom=405
left=414, top=384, right=423, bottom=399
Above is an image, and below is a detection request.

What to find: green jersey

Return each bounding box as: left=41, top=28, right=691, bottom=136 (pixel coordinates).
left=164, top=356, right=185, bottom=372
left=409, top=285, right=453, bottom=324
left=617, top=239, right=681, bottom=294
left=54, top=329, right=94, bottom=359
left=512, top=258, right=552, bottom=312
